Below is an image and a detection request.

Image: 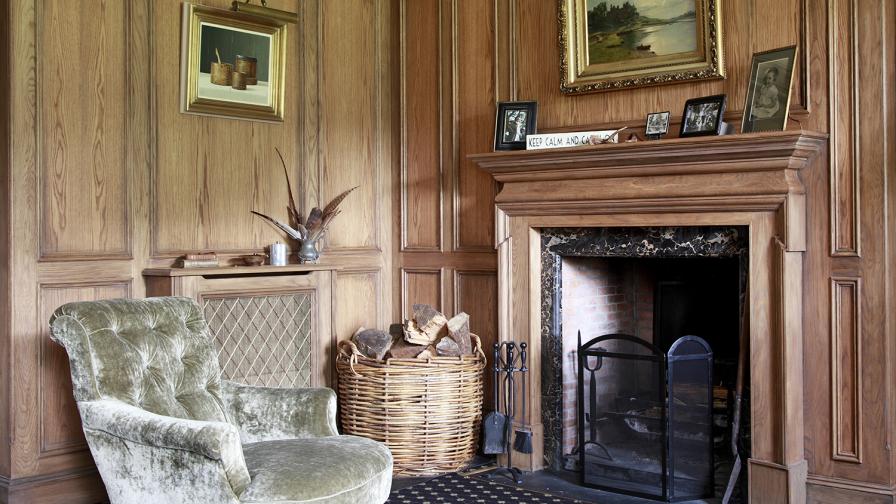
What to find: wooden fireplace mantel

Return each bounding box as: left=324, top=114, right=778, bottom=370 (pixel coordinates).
left=471, top=130, right=827, bottom=504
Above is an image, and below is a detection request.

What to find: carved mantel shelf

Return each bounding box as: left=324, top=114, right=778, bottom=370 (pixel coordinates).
left=470, top=130, right=827, bottom=181
left=470, top=131, right=828, bottom=504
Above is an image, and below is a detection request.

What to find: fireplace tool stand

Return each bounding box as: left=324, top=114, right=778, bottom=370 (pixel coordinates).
left=489, top=341, right=528, bottom=484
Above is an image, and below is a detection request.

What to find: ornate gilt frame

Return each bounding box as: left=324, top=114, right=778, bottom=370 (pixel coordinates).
left=559, top=0, right=725, bottom=94
left=181, top=3, right=287, bottom=122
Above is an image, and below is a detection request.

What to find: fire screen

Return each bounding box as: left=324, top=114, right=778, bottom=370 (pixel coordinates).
left=577, top=333, right=713, bottom=502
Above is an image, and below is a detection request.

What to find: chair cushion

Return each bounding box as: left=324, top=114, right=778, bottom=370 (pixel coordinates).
left=239, top=436, right=393, bottom=504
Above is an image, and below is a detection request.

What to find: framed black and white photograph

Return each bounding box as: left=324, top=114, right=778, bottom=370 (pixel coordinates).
left=679, top=95, right=727, bottom=137
left=645, top=111, right=671, bottom=139
left=494, top=101, right=537, bottom=151
left=742, top=46, right=798, bottom=133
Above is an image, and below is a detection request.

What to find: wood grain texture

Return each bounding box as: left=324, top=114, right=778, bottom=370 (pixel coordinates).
left=803, top=0, right=892, bottom=488
left=335, top=270, right=382, bottom=343
left=401, top=0, right=442, bottom=251
left=828, top=0, right=860, bottom=256
left=38, top=0, right=129, bottom=260
left=516, top=0, right=807, bottom=132
left=830, top=276, right=862, bottom=463
left=0, top=468, right=107, bottom=504
left=318, top=0, right=380, bottom=252
left=401, top=268, right=443, bottom=318
left=454, top=0, right=497, bottom=251
left=38, top=283, right=130, bottom=457
left=454, top=270, right=498, bottom=409
left=152, top=0, right=302, bottom=256
left=396, top=0, right=499, bottom=360
left=4, top=0, right=396, bottom=499
left=0, top=0, right=10, bottom=478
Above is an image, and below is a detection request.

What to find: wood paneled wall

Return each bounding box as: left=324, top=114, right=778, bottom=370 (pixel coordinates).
left=399, top=0, right=896, bottom=500
left=1, top=0, right=396, bottom=501
left=396, top=0, right=509, bottom=374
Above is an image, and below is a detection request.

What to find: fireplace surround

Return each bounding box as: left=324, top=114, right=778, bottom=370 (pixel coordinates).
left=471, top=131, right=827, bottom=504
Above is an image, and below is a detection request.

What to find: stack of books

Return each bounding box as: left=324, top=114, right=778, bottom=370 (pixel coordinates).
left=177, top=252, right=219, bottom=268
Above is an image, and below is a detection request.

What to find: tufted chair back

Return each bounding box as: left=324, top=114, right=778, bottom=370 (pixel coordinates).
left=50, top=297, right=229, bottom=424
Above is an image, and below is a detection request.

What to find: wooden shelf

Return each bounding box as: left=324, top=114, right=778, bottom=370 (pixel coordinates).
left=143, top=264, right=340, bottom=277
left=469, top=130, right=828, bottom=182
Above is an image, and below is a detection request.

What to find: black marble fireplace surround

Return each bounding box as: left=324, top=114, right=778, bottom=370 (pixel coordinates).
left=539, top=226, right=749, bottom=472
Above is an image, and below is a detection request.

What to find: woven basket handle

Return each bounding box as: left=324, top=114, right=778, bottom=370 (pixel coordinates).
left=471, top=333, right=486, bottom=360
left=337, top=340, right=362, bottom=375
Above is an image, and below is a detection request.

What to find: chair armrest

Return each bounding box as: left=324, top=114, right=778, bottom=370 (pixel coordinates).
left=223, top=381, right=339, bottom=443
left=79, top=399, right=250, bottom=495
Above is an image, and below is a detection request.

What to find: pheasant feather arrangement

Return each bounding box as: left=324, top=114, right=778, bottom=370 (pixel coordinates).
left=251, top=148, right=357, bottom=262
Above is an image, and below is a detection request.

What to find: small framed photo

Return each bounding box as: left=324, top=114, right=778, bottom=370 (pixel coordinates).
left=494, top=101, right=537, bottom=151
left=742, top=46, right=798, bottom=133
left=679, top=95, right=727, bottom=137
left=645, top=111, right=671, bottom=139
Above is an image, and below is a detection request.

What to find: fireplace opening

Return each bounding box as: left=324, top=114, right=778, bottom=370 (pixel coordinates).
left=541, top=227, right=750, bottom=503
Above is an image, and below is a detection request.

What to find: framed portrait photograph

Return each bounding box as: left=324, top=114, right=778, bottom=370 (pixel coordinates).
left=559, top=0, right=725, bottom=94
left=679, top=94, right=727, bottom=137
left=494, top=101, right=538, bottom=151
left=645, top=111, right=671, bottom=138
left=181, top=3, right=287, bottom=122
left=742, top=46, right=798, bottom=133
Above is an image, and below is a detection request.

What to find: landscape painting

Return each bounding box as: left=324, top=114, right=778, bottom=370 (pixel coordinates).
left=586, top=0, right=697, bottom=65
left=559, top=0, right=724, bottom=94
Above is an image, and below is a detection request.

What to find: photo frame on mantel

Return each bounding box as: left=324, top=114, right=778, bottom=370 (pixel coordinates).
left=741, top=46, right=798, bottom=133
left=559, top=0, right=726, bottom=94
left=181, top=3, right=287, bottom=122
left=494, top=101, right=538, bottom=151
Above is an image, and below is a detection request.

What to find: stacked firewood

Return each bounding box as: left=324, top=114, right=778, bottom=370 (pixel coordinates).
left=351, top=304, right=474, bottom=361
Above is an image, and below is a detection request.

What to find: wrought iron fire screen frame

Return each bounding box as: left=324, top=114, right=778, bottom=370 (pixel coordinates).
left=577, top=333, right=714, bottom=502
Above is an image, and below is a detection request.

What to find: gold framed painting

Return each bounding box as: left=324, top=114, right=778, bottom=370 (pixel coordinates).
left=559, top=0, right=725, bottom=94
left=181, top=3, right=287, bottom=122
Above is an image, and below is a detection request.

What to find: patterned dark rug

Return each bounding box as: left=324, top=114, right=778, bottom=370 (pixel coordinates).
left=387, top=472, right=585, bottom=503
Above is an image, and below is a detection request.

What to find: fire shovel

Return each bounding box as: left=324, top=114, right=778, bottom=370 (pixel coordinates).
left=482, top=343, right=507, bottom=454
left=512, top=342, right=533, bottom=454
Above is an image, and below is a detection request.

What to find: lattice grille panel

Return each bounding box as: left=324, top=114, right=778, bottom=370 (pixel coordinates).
left=203, top=292, right=313, bottom=388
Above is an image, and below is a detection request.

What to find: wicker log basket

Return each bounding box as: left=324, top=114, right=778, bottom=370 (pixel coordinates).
left=336, top=335, right=486, bottom=476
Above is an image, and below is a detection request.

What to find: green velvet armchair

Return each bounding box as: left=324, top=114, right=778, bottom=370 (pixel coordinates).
left=49, top=297, right=393, bottom=504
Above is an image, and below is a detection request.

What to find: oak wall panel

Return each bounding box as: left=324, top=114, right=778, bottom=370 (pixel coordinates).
left=828, top=0, right=860, bottom=256
left=830, top=277, right=862, bottom=463
left=454, top=0, right=496, bottom=251
left=319, top=0, right=380, bottom=252
left=38, top=282, right=131, bottom=457
left=39, top=0, right=129, bottom=259
left=0, top=0, right=10, bottom=478
left=151, top=0, right=302, bottom=257
left=401, top=0, right=442, bottom=252
left=454, top=270, right=498, bottom=406
left=401, top=269, right=443, bottom=318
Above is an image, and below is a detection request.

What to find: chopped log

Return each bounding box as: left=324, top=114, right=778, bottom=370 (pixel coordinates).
left=446, top=312, right=472, bottom=355
left=387, top=337, right=428, bottom=359
left=435, top=335, right=462, bottom=357
left=416, top=345, right=437, bottom=360
left=403, top=312, right=447, bottom=345
left=352, top=327, right=393, bottom=361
